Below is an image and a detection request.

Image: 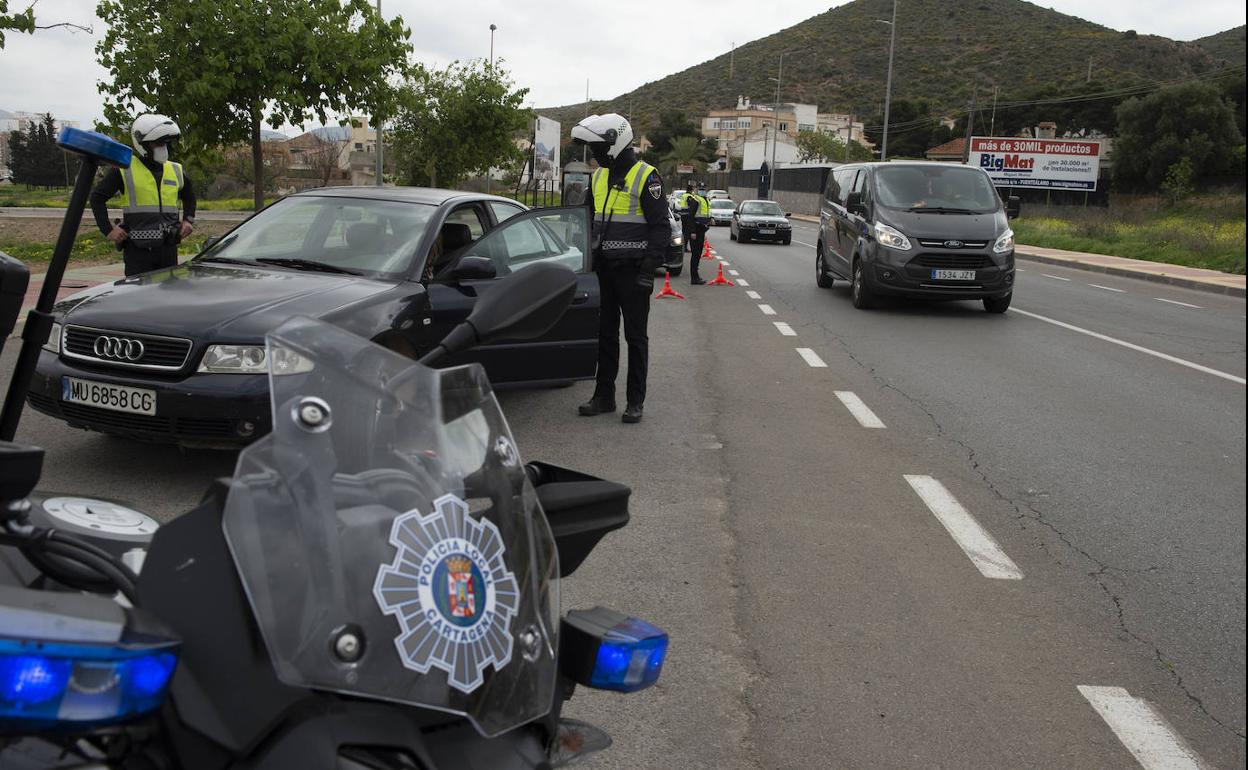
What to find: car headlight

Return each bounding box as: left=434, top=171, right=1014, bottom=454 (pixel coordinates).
left=993, top=228, right=1015, bottom=254
left=873, top=222, right=912, bottom=250
left=43, top=322, right=62, bottom=354
left=198, top=345, right=313, bottom=374
left=673, top=235, right=683, bottom=246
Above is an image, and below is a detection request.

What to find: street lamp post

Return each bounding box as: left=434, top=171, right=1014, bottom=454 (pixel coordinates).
left=489, top=23, right=496, bottom=68
left=878, top=0, right=897, bottom=161
left=375, top=0, right=384, bottom=186
left=768, top=53, right=784, bottom=199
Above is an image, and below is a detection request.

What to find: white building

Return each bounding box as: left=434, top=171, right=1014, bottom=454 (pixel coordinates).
left=815, top=112, right=869, bottom=146
left=741, top=127, right=799, bottom=170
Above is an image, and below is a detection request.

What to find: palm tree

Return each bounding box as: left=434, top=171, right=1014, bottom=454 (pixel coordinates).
left=660, top=136, right=708, bottom=178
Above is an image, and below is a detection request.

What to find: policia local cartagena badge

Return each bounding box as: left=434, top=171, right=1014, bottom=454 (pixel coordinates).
left=373, top=494, right=521, bottom=693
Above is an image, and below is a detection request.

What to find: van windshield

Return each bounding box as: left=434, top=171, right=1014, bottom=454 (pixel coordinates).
left=875, top=166, right=1000, bottom=214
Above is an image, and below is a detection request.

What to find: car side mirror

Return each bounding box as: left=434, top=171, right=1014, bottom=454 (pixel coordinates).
left=450, top=256, right=498, bottom=281
left=1006, top=196, right=1021, bottom=219
left=845, top=192, right=867, bottom=216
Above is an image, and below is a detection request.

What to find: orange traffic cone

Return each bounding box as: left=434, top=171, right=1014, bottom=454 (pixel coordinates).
left=707, top=261, right=734, bottom=286
left=701, top=239, right=715, bottom=260
left=655, top=271, right=685, bottom=299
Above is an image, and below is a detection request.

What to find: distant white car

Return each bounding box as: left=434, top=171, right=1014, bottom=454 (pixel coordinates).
left=706, top=189, right=730, bottom=200
left=709, top=198, right=736, bottom=226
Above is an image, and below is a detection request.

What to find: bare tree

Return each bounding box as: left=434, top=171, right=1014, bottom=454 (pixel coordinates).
left=306, top=133, right=344, bottom=186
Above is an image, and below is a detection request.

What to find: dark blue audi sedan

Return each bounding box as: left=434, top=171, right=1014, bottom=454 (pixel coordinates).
left=28, top=187, right=598, bottom=446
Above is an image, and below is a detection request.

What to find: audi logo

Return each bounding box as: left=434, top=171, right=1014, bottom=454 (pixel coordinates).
left=93, top=336, right=145, bottom=361
left=943, top=240, right=965, bottom=249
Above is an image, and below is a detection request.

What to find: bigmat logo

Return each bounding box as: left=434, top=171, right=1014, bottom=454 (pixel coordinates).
left=979, top=154, right=1036, bottom=172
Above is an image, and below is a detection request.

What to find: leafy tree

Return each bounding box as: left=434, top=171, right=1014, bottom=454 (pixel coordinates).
left=795, top=130, right=873, bottom=163
left=6, top=113, right=79, bottom=188
left=659, top=136, right=708, bottom=177
left=391, top=60, right=530, bottom=189
left=863, top=98, right=953, bottom=158
left=0, top=1, right=34, bottom=48
left=1112, top=81, right=1242, bottom=191
left=96, top=0, right=412, bottom=210
left=641, top=109, right=716, bottom=167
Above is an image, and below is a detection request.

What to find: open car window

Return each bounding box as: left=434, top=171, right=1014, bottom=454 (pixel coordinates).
left=447, top=206, right=590, bottom=278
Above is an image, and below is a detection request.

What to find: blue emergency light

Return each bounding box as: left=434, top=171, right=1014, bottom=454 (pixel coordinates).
left=56, top=126, right=132, bottom=168
left=0, top=638, right=178, bottom=727
left=560, top=607, right=667, bottom=693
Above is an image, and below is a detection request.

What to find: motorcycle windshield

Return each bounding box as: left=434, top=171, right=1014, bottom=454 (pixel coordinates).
left=222, top=317, right=559, bottom=738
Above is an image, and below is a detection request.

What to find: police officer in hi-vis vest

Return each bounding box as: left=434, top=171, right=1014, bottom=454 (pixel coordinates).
left=680, top=185, right=711, bottom=283
left=571, top=113, right=668, bottom=424
left=90, top=114, right=197, bottom=277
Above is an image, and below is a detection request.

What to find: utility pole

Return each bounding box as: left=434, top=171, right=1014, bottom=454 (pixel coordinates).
left=374, top=0, right=384, bottom=186
left=770, top=52, right=784, bottom=199
left=729, top=42, right=735, bottom=79
left=489, top=24, right=496, bottom=68
left=879, top=0, right=898, bottom=161
left=989, top=84, right=999, bottom=137
left=582, top=79, right=590, bottom=163
left=962, top=84, right=977, bottom=163
left=1086, top=56, right=1093, bottom=83
left=486, top=23, right=498, bottom=193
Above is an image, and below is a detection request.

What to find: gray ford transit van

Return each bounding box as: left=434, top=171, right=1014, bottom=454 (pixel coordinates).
left=815, top=162, right=1020, bottom=313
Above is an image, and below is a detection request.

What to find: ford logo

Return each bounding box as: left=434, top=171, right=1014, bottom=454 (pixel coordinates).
left=93, top=336, right=145, bottom=362
left=943, top=240, right=965, bottom=249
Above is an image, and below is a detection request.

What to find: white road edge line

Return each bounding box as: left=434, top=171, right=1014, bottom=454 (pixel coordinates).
left=1089, top=283, right=1126, bottom=293
left=758, top=304, right=777, bottom=315
left=773, top=321, right=797, bottom=337
left=794, top=239, right=817, bottom=248
left=834, top=391, right=886, bottom=429
left=1077, top=686, right=1209, bottom=770
left=903, top=475, right=1024, bottom=580
left=1154, top=297, right=1202, bottom=309
left=1010, top=307, right=1245, bottom=385
left=1042, top=273, right=1072, bottom=282
left=795, top=348, right=826, bottom=368
left=746, top=290, right=761, bottom=299
left=737, top=279, right=750, bottom=286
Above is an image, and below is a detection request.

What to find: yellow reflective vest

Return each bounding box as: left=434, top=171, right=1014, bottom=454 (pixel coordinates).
left=120, top=157, right=184, bottom=248
left=591, top=160, right=658, bottom=263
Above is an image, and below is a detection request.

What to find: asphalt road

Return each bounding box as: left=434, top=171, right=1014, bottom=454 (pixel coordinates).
left=1, top=223, right=1243, bottom=767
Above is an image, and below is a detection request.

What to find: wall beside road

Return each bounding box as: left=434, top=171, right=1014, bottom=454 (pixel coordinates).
left=728, top=186, right=821, bottom=216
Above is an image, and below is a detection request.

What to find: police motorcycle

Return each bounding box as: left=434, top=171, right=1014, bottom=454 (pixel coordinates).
left=0, top=129, right=667, bottom=768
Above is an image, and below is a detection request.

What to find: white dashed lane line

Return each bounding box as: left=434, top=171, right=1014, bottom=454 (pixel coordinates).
left=1042, top=273, right=1072, bottom=282
left=773, top=321, right=797, bottom=337
left=729, top=269, right=740, bottom=276
left=1089, top=283, right=1126, bottom=293
left=737, top=279, right=750, bottom=286
left=1154, top=297, right=1202, bottom=309
left=834, top=391, right=887, bottom=429
left=758, top=304, right=777, bottom=316
left=795, top=348, right=827, bottom=367
left=745, top=290, right=761, bottom=299
left=1010, top=307, right=1245, bottom=385
left=1077, top=686, right=1208, bottom=770
left=904, top=475, right=1024, bottom=580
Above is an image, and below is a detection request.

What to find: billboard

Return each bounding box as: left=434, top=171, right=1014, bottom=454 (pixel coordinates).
left=968, top=136, right=1101, bottom=191
left=532, top=116, right=560, bottom=182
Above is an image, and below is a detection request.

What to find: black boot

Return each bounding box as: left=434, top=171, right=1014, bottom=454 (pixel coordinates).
left=578, top=395, right=617, bottom=416
left=621, top=404, right=643, bottom=423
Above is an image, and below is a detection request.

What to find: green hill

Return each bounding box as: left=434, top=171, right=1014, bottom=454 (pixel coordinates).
left=539, top=0, right=1240, bottom=135
left=1195, top=25, right=1246, bottom=65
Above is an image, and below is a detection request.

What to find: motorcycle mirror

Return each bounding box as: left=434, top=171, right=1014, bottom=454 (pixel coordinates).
left=419, top=262, right=577, bottom=365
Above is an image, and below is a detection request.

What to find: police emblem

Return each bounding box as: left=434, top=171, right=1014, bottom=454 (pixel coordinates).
left=373, top=494, right=520, bottom=693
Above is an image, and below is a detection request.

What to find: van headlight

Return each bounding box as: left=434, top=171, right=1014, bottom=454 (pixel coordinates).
left=198, top=345, right=313, bottom=374
left=43, top=322, right=62, bottom=354
left=993, top=229, right=1015, bottom=254
left=873, top=222, right=911, bottom=250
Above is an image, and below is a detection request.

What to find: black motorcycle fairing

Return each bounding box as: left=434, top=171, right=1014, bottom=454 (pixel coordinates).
left=136, top=479, right=308, bottom=761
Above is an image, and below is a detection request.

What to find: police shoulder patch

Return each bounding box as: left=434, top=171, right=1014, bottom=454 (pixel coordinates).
left=648, top=181, right=663, bottom=200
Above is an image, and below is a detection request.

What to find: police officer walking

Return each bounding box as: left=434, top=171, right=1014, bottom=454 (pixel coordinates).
left=90, top=114, right=196, bottom=277
left=681, top=185, right=711, bottom=284
left=571, top=113, right=668, bottom=424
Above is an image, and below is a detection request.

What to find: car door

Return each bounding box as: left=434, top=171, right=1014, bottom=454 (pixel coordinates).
left=844, top=168, right=870, bottom=262
left=829, top=168, right=857, bottom=276
left=424, top=205, right=598, bottom=384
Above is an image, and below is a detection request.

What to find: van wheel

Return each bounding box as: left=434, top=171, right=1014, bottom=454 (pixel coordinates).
left=851, top=260, right=874, bottom=309
left=816, top=246, right=834, bottom=288
left=983, top=293, right=1012, bottom=314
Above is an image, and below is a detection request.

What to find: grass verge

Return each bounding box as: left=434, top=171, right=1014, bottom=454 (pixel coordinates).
left=0, top=187, right=272, bottom=211
left=1013, top=191, right=1245, bottom=274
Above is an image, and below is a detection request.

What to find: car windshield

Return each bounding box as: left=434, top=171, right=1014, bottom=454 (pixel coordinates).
left=711, top=200, right=736, bottom=210
left=875, top=166, right=1001, bottom=213
left=200, top=196, right=437, bottom=277
left=740, top=201, right=783, bottom=216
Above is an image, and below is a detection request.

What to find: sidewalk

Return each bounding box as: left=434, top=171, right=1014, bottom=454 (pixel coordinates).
left=790, top=214, right=1245, bottom=298
left=8, top=261, right=129, bottom=338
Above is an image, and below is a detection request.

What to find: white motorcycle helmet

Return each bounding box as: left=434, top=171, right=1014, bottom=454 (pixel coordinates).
left=130, top=113, right=181, bottom=162
left=571, top=113, right=633, bottom=162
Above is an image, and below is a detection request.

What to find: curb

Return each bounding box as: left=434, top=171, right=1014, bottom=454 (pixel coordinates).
left=1014, top=250, right=1246, bottom=298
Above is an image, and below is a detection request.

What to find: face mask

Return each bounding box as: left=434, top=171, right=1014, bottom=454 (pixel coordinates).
left=151, top=145, right=169, bottom=163
left=590, top=145, right=612, bottom=168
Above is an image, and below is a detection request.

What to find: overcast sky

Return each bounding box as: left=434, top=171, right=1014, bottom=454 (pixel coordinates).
left=1, top=0, right=1244, bottom=133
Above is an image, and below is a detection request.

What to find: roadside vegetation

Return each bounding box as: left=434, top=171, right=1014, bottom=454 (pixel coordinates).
left=0, top=187, right=273, bottom=211
left=0, top=220, right=229, bottom=274
left=1013, top=191, right=1246, bottom=274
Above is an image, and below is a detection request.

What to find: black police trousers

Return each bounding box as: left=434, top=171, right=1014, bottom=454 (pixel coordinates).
left=687, top=224, right=707, bottom=280
left=123, top=244, right=178, bottom=277
left=593, top=262, right=651, bottom=407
